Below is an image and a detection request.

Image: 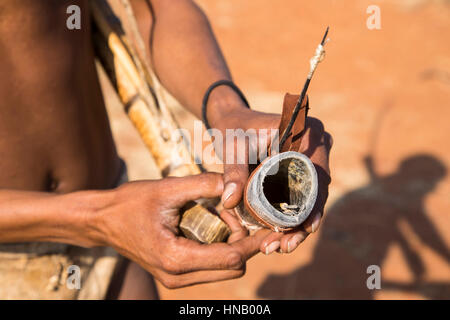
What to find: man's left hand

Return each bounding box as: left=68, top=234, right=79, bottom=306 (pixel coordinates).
left=211, top=107, right=332, bottom=255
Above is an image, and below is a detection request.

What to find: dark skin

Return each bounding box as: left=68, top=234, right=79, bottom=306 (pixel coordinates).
left=0, top=0, right=331, bottom=299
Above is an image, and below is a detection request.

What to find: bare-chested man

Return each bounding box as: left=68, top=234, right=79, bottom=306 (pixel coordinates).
left=0, top=0, right=331, bottom=299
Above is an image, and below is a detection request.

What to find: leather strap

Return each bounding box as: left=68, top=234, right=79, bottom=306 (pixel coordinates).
left=278, top=93, right=309, bottom=153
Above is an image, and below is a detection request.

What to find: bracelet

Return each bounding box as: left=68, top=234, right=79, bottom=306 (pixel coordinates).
left=201, top=80, right=250, bottom=130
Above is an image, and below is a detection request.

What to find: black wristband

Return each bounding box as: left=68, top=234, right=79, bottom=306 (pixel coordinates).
left=201, top=80, right=250, bottom=130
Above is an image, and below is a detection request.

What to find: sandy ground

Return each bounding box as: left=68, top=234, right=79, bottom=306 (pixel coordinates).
left=101, top=0, right=450, bottom=299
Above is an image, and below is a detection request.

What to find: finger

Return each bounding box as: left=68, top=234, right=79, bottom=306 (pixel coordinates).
left=168, top=226, right=271, bottom=274
left=165, top=172, right=224, bottom=208
left=166, top=237, right=246, bottom=274
left=220, top=209, right=248, bottom=243
left=156, top=268, right=245, bottom=289
left=231, top=228, right=272, bottom=260
left=222, top=164, right=249, bottom=209
left=260, top=231, right=284, bottom=255
left=278, top=230, right=309, bottom=254
left=302, top=210, right=323, bottom=234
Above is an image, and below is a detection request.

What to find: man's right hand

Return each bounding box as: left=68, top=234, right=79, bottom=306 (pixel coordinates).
left=93, top=173, right=269, bottom=289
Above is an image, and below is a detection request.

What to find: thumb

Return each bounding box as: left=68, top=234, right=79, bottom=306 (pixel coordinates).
left=166, top=173, right=224, bottom=208
left=222, top=163, right=249, bottom=209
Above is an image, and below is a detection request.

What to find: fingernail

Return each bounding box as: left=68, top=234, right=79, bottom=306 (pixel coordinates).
left=222, top=183, right=237, bottom=203
left=287, top=234, right=304, bottom=253
left=311, top=213, right=322, bottom=233
left=265, top=241, right=280, bottom=255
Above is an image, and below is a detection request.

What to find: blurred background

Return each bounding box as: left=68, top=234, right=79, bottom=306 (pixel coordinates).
left=101, top=0, right=450, bottom=299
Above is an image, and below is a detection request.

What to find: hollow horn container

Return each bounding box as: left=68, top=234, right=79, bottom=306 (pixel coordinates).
left=235, top=151, right=318, bottom=232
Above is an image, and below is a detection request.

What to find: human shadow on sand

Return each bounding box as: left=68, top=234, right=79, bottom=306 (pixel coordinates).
left=257, top=154, right=450, bottom=299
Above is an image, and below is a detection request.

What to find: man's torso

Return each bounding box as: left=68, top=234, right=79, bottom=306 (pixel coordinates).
left=0, top=0, right=120, bottom=193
